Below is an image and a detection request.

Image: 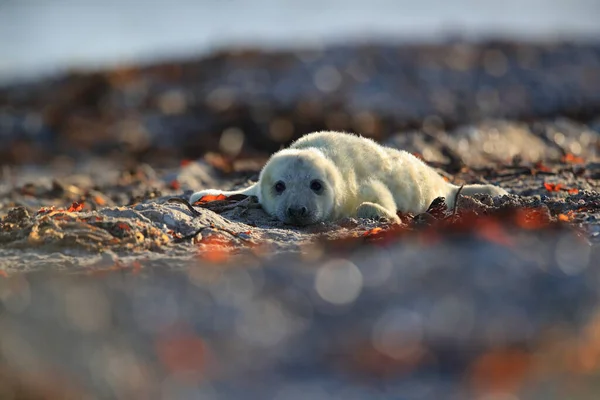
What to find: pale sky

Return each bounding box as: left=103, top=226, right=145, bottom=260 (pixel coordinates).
left=1, top=0, right=599, bottom=83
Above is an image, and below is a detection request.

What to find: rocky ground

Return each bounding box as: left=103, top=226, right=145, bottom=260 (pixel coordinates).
left=0, top=41, right=599, bottom=399
left=0, top=117, right=598, bottom=273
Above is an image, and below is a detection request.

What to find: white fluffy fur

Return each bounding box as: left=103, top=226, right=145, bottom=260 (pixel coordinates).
left=190, top=131, right=508, bottom=225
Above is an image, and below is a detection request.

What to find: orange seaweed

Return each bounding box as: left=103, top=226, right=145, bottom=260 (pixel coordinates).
left=561, top=153, right=584, bottom=164
left=116, top=222, right=131, bottom=231
left=67, top=201, right=85, bottom=212
left=558, top=211, right=576, bottom=222
left=169, top=180, right=181, bottom=190
left=37, top=206, right=56, bottom=214
left=194, top=194, right=228, bottom=204
left=543, top=182, right=563, bottom=192
left=534, top=161, right=552, bottom=172
left=363, top=227, right=383, bottom=237
left=513, top=208, right=551, bottom=230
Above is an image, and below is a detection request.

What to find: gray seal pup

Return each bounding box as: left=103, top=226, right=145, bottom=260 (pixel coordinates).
left=190, top=131, right=507, bottom=225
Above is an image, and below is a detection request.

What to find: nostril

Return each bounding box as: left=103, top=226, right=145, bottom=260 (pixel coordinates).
left=287, top=207, right=307, bottom=219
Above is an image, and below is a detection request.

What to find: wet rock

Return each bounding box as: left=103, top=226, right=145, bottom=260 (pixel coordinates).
left=3, top=206, right=30, bottom=225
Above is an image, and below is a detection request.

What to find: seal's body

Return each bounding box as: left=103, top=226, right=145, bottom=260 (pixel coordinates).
left=190, top=131, right=507, bottom=225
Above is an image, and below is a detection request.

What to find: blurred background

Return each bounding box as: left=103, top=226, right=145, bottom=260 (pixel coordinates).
left=1, top=0, right=599, bottom=166
left=2, top=0, right=600, bottom=83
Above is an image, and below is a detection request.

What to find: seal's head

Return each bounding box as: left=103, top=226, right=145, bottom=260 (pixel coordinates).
left=257, top=148, right=343, bottom=226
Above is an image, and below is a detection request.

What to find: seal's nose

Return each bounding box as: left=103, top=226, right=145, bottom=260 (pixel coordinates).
left=287, top=206, right=307, bottom=218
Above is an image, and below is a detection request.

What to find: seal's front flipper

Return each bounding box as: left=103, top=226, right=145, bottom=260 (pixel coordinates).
left=356, top=202, right=401, bottom=224
left=189, top=183, right=258, bottom=204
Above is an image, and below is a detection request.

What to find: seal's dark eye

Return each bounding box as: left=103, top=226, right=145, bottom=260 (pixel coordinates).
left=274, top=181, right=286, bottom=194
left=310, top=180, right=323, bottom=194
